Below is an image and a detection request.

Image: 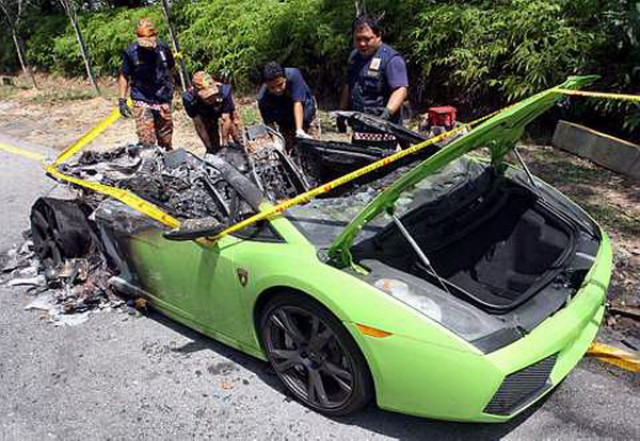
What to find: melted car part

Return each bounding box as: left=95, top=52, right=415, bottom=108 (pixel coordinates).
left=31, top=197, right=96, bottom=269
left=57, top=131, right=306, bottom=224
left=333, top=111, right=428, bottom=145
left=164, top=217, right=225, bottom=241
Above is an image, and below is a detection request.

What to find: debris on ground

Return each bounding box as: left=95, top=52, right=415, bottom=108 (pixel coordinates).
left=1, top=238, right=124, bottom=326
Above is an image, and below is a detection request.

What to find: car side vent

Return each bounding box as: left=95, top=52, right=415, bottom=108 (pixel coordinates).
left=484, top=354, right=557, bottom=416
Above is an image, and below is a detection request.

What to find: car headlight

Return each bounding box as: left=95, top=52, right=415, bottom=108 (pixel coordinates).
left=374, top=277, right=514, bottom=348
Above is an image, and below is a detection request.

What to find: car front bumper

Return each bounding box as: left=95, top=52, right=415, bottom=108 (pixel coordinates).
left=348, top=232, right=612, bottom=422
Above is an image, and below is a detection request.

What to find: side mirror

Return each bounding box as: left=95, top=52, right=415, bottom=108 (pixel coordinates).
left=163, top=217, right=225, bottom=241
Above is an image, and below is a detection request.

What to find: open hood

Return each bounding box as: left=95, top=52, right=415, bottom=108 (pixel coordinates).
left=327, top=76, right=599, bottom=267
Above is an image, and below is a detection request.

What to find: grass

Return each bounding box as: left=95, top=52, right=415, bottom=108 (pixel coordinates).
left=0, top=86, right=18, bottom=100
left=239, top=105, right=260, bottom=125
left=28, top=89, right=98, bottom=103
left=519, top=145, right=640, bottom=237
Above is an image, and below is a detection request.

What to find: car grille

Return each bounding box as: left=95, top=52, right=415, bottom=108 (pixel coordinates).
left=484, top=354, right=557, bottom=416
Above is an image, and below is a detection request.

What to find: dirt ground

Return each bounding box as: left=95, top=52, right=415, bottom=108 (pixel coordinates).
left=1, top=74, right=638, bottom=343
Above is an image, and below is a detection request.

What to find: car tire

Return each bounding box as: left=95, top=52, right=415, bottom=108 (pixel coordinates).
left=259, top=293, right=373, bottom=416
left=30, top=197, right=95, bottom=268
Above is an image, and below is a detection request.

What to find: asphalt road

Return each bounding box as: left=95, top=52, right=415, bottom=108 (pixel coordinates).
left=0, top=134, right=638, bottom=441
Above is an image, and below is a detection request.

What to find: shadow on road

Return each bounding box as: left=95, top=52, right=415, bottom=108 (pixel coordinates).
left=148, top=309, right=545, bottom=441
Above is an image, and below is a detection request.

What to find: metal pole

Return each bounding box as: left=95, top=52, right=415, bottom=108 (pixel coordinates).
left=391, top=214, right=451, bottom=295
left=512, top=147, right=537, bottom=188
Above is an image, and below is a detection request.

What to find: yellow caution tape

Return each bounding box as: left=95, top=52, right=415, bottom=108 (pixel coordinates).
left=0, top=142, right=45, bottom=162
left=45, top=165, right=180, bottom=228
left=31, top=84, right=640, bottom=245
left=46, top=99, right=181, bottom=229
left=53, top=107, right=123, bottom=166
left=587, top=342, right=640, bottom=373
left=206, top=108, right=510, bottom=240
left=209, top=123, right=475, bottom=240
left=555, top=88, right=640, bottom=103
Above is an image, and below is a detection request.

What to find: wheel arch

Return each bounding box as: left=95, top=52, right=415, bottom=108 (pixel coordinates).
left=252, top=285, right=378, bottom=402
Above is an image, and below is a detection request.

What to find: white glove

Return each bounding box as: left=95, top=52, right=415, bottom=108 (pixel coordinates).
left=295, top=129, right=312, bottom=139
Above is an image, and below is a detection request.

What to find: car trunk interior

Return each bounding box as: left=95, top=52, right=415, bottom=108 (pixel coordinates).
left=351, top=173, right=576, bottom=312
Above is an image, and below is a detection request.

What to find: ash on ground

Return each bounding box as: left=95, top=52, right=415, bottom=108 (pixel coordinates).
left=1, top=236, right=124, bottom=326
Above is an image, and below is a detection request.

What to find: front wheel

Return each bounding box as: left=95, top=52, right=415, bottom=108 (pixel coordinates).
left=259, top=294, right=373, bottom=416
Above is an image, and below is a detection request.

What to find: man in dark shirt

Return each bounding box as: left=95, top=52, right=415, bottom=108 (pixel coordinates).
left=340, top=14, right=409, bottom=125
left=182, top=71, right=243, bottom=154
left=257, top=62, right=319, bottom=152
left=118, top=18, right=175, bottom=150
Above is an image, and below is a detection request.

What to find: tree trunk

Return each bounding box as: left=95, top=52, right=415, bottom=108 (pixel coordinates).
left=11, top=28, right=38, bottom=89
left=66, top=9, right=100, bottom=95
left=160, top=0, right=188, bottom=90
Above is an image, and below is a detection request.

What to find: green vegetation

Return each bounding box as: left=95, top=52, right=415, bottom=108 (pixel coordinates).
left=1, top=1, right=639, bottom=135
left=27, top=89, right=97, bottom=103
left=0, top=86, right=18, bottom=100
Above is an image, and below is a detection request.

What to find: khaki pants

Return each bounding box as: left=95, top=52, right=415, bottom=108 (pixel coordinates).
left=133, top=103, right=173, bottom=149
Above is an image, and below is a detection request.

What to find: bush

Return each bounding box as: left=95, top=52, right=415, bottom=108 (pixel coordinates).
left=409, top=1, right=603, bottom=108
left=21, top=7, right=165, bottom=77
left=1, top=0, right=637, bottom=135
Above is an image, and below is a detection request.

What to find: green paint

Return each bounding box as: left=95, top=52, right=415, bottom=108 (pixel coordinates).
left=122, top=78, right=611, bottom=422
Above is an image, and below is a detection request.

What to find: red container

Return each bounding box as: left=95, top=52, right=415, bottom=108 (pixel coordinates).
left=428, top=106, right=457, bottom=129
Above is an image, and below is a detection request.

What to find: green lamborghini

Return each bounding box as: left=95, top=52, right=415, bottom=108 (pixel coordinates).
left=32, top=76, right=611, bottom=422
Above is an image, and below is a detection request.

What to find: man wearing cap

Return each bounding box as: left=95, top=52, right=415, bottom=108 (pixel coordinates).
left=339, top=14, right=408, bottom=125
left=257, top=61, right=319, bottom=153
left=118, top=18, right=176, bottom=150
left=182, top=71, right=243, bottom=154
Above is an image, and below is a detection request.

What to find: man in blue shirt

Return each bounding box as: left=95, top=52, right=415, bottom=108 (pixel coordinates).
left=118, top=18, right=175, bottom=150
left=340, top=14, right=409, bottom=125
left=182, top=71, right=243, bottom=154
left=257, top=62, right=319, bottom=152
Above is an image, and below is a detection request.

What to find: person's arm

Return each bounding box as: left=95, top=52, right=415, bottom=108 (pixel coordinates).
left=384, top=55, right=409, bottom=117
left=339, top=84, right=350, bottom=110
left=220, top=114, right=232, bottom=146
left=118, top=73, right=129, bottom=100
left=193, top=116, right=212, bottom=150
left=385, top=86, right=407, bottom=116
left=117, top=72, right=133, bottom=118
left=293, top=101, right=304, bottom=131
left=257, top=87, right=276, bottom=127
left=230, top=110, right=244, bottom=144
left=221, top=87, right=243, bottom=144
left=288, top=69, right=311, bottom=134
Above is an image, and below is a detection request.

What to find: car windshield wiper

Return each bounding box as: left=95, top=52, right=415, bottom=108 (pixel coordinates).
left=390, top=213, right=452, bottom=295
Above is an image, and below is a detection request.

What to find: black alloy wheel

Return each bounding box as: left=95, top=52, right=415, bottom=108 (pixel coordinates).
left=260, top=294, right=373, bottom=416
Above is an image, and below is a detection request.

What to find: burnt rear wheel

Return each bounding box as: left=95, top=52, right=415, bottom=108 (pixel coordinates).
left=259, top=294, right=373, bottom=416
left=30, top=198, right=95, bottom=268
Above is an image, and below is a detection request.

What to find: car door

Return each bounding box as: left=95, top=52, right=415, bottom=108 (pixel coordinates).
left=126, top=226, right=246, bottom=342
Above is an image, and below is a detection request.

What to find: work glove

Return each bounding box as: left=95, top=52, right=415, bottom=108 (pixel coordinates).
left=118, top=98, right=133, bottom=119
left=380, top=108, right=392, bottom=121
left=295, top=129, right=312, bottom=139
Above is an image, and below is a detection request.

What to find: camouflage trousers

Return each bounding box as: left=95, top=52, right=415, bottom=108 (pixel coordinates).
left=133, top=102, right=173, bottom=149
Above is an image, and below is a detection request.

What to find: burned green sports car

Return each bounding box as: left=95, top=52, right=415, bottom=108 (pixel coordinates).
left=31, top=76, right=611, bottom=422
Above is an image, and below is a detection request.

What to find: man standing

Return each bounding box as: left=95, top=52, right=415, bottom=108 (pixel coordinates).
left=257, top=62, right=318, bottom=152
left=182, top=71, right=243, bottom=154
left=118, top=18, right=175, bottom=150
left=340, top=14, right=408, bottom=125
